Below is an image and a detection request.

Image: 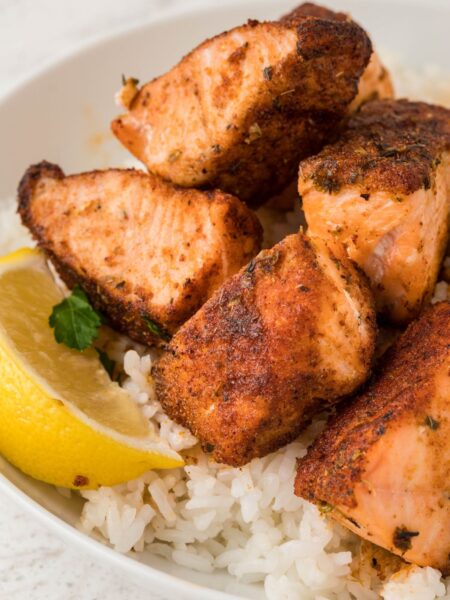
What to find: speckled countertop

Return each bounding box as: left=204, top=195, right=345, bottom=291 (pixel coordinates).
left=0, top=492, right=155, bottom=600
left=0, top=2, right=208, bottom=598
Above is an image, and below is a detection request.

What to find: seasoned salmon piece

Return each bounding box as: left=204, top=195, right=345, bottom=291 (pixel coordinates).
left=18, top=162, right=262, bottom=346
left=281, top=2, right=394, bottom=113
left=154, top=233, right=376, bottom=466
left=295, top=302, right=450, bottom=573
left=112, top=10, right=371, bottom=207
left=264, top=2, right=393, bottom=213
left=299, top=100, right=450, bottom=324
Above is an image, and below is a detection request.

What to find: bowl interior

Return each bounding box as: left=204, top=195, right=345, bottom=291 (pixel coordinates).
left=0, top=0, right=449, bottom=598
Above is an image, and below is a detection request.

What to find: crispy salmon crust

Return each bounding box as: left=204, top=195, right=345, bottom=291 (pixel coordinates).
left=281, top=3, right=393, bottom=112
left=18, top=161, right=262, bottom=346
left=154, top=233, right=376, bottom=466
left=280, top=1, right=348, bottom=24
left=112, top=9, right=371, bottom=206
left=299, top=99, right=450, bottom=196
left=300, top=99, right=450, bottom=324
left=295, top=302, right=450, bottom=571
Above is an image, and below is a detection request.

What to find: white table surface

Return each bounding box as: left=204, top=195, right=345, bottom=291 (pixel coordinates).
left=0, top=2, right=211, bottom=598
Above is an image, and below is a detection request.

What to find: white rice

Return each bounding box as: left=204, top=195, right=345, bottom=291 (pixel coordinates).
left=382, top=566, right=447, bottom=600
left=1, top=58, right=450, bottom=600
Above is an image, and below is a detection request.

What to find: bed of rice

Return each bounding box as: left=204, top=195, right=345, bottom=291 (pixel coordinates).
left=1, top=57, right=450, bottom=600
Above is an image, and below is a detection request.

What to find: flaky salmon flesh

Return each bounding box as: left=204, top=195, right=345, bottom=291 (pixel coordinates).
left=112, top=3, right=371, bottom=206
left=300, top=99, right=450, bottom=325
left=295, top=302, right=450, bottom=573
left=154, top=233, right=376, bottom=466
left=18, top=162, right=262, bottom=346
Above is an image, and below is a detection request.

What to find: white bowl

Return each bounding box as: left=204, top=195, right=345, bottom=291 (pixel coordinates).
left=0, top=1, right=449, bottom=598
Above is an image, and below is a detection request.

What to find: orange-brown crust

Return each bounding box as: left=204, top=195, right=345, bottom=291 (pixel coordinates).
left=280, top=2, right=348, bottom=24
left=17, top=162, right=262, bottom=347
left=295, top=301, right=450, bottom=508
left=154, top=233, right=376, bottom=466
left=265, top=3, right=393, bottom=213
left=112, top=11, right=371, bottom=207
left=299, top=99, right=450, bottom=196
left=283, top=3, right=394, bottom=111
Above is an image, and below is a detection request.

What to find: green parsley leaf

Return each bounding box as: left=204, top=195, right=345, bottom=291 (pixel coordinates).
left=393, top=526, right=420, bottom=551
left=424, top=415, right=440, bottom=430
left=318, top=501, right=334, bottom=514
left=262, top=66, right=273, bottom=81
left=143, top=317, right=171, bottom=342
left=95, top=348, right=116, bottom=379
left=49, top=285, right=102, bottom=351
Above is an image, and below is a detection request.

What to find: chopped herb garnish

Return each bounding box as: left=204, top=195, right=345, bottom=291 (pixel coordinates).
left=144, top=317, right=171, bottom=342
left=331, top=256, right=342, bottom=270
left=433, top=157, right=442, bottom=168
left=49, top=285, right=102, bottom=351
left=272, top=96, right=282, bottom=111
left=424, top=415, right=440, bottom=430
left=319, top=501, right=334, bottom=514
left=121, top=74, right=139, bottom=86
left=95, top=348, right=116, bottom=379
left=376, top=424, right=386, bottom=436
left=246, top=259, right=256, bottom=274
left=379, top=147, right=398, bottom=158
left=204, top=443, right=215, bottom=454
left=311, top=171, right=341, bottom=193
left=393, top=527, right=419, bottom=552
left=263, top=66, right=273, bottom=81
left=259, top=250, right=280, bottom=272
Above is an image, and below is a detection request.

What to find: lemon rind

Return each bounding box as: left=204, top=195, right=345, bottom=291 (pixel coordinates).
left=0, top=247, right=184, bottom=488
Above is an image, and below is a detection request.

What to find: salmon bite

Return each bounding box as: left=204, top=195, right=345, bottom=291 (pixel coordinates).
left=295, top=302, right=450, bottom=572
left=17, top=162, right=262, bottom=346
left=111, top=5, right=372, bottom=206
left=154, top=233, right=376, bottom=466
left=300, top=99, right=450, bottom=325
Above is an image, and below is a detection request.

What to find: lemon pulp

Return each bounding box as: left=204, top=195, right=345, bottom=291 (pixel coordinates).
left=0, top=248, right=182, bottom=489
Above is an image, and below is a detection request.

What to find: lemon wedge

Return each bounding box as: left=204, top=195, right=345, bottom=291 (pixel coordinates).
left=0, top=248, right=183, bottom=489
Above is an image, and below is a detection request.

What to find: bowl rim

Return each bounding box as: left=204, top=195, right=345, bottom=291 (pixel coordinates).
left=0, top=470, right=236, bottom=600
left=2, top=0, right=449, bottom=103
left=1, top=0, right=449, bottom=598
